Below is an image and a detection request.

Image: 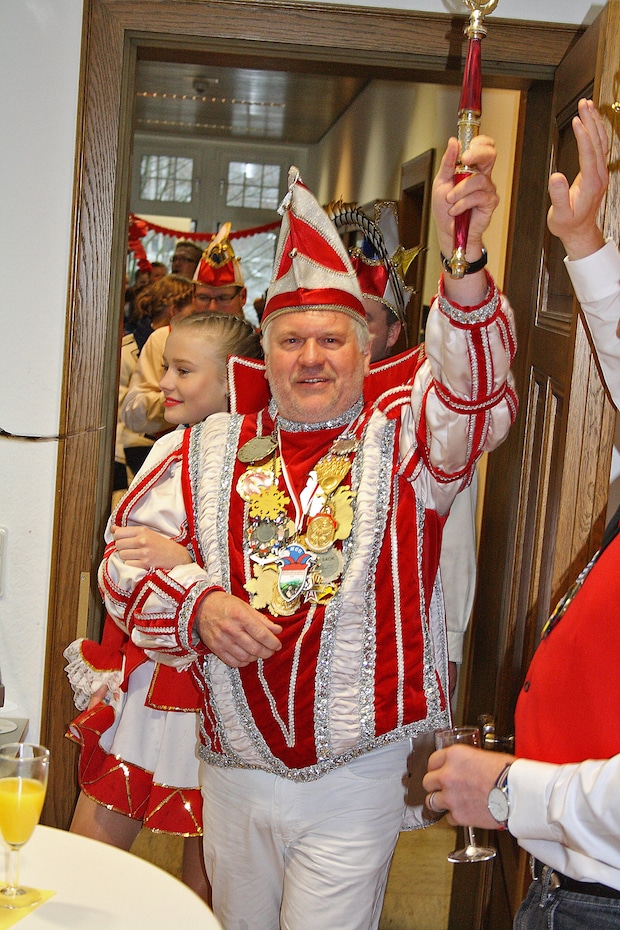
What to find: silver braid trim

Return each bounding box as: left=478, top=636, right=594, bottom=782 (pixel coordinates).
left=437, top=287, right=499, bottom=325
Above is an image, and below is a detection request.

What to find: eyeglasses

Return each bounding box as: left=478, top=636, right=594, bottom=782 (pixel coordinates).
left=172, top=255, right=197, bottom=265
left=195, top=289, right=241, bottom=306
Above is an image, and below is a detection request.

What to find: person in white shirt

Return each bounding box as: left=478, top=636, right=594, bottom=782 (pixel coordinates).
left=423, top=99, right=620, bottom=928
left=122, top=227, right=246, bottom=437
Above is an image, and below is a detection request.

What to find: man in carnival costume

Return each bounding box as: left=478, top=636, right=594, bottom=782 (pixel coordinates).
left=192, top=221, right=248, bottom=318
left=101, top=134, right=517, bottom=930
left=122, top=223, right=245, bottom=437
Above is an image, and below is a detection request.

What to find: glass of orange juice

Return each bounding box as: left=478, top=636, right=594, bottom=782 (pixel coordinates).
left=0, top=743, right=49, bottom=908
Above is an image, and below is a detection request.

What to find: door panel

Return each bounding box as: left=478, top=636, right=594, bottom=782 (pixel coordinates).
left=399, top=149, right=435, bottom=350
left=453, top=4, right=620, bottom=927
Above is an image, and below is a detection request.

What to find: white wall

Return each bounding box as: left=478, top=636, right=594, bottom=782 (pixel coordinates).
left=0, top=0, right=83, bottom=738
left=314, top=82, right=520, bottom=300
left=0, top=0, right=601, bottom=738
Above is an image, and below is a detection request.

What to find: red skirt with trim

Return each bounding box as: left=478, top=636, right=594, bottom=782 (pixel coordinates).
left=66, top=661, right=203, bottom=836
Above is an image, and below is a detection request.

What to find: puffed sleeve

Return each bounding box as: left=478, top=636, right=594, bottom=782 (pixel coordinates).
left=402, top=273, right=517, bottom=514
left=98, top=429, right=220, bottom=668
left=121, top=327, right=169, bottom=435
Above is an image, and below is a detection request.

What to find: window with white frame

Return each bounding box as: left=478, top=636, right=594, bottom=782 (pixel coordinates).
left=226, top=162, right=281, bottom=210
left=139, top=154, right=194, bottom=203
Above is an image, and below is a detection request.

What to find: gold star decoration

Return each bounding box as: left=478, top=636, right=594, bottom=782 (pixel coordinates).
left=248, top=487, right=290, bottom=521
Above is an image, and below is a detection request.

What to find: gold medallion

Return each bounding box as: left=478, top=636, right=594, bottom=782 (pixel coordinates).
left=316, top=547, right=343, bottom=583
left=236, top=467, right=275, bottom=501
left=238, top=435, right=277, bottom=464
left=305, top=512, right=337, bottom=553
left=270, top=586, right=299, bottom=617
left=244, top=564, right=278, bottom=610
left=332, top=438, right=358, bottom=456
left=249, top=486, right=290, bottom=521
left=331, top=487, right=356, bottom=540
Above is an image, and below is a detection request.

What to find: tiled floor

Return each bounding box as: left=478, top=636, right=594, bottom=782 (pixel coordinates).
left=379, top=821, right=456, bottom=930
left=131, top=817, right=457, bottom=930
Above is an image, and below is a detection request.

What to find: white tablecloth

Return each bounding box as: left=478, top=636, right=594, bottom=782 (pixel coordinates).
left=5, top=825, right=221, bottom=928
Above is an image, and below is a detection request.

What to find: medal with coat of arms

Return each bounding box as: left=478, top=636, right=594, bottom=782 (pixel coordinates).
left=239, top=424, right=361, bottom=616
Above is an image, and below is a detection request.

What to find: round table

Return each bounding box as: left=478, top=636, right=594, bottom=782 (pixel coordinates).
left=4, top=825, right=221, bottom=928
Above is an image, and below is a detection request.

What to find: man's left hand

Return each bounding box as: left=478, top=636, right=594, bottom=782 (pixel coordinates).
left=433, top=135, right=498, bottom=261
left=422, top=744, right=514, bottom=829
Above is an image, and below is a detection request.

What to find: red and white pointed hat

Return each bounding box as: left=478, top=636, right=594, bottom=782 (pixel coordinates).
left=261, top=168, right=365, bottom=329
left=193, top=222, right=244, bottom=287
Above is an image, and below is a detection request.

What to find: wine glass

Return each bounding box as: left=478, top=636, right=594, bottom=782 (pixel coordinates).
left=0, top=743, right=50, bottom=908
left=435, top=726, right=496, bottom=863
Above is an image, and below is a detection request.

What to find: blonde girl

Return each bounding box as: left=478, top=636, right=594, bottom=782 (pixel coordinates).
left=65, top=313, right=261, bottom=903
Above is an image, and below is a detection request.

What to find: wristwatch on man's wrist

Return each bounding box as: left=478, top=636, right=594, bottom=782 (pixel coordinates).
left=487, top=762, right=512, bottom=828
left=441, top=247, right=488, bottom=276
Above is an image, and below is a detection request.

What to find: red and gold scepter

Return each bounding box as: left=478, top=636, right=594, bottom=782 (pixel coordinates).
left=448, top=0, right=499, bottom=278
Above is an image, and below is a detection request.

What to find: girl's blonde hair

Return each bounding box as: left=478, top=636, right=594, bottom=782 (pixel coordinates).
left=170, top=312, right=262, bottom=373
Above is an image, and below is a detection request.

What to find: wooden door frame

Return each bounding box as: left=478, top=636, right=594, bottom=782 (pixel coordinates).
left=41, top=0, right=584, bottom=829
left=400, top=148, right=435, bottom=348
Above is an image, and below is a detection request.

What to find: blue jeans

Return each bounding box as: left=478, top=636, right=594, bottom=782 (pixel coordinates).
left=515, top=878, right=620, bottom=929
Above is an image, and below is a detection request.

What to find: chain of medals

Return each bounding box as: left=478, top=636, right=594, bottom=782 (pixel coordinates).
left=236, top=402, right=366, bottom=617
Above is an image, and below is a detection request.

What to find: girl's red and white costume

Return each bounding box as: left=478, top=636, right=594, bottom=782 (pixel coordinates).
left=64, top=430, right=204, bottom=835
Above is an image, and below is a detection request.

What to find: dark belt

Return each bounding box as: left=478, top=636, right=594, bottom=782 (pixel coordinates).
left=532, top=858, right=620, bottom=900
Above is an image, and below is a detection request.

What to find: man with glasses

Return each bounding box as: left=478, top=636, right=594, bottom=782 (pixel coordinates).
left=170, top=239, right=202, bottom=278
left=192, top=223, right=247, bottom=319
left=103, top=146, right=517, bottom=930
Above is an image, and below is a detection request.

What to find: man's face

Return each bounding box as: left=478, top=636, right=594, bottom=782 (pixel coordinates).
left=362, top=296, right=402, bottom=363
left=194, top=284, right=246, bottom=318
left=171, top=248, right=199, bottom=278
left=263, top=310, right=369, bottom=424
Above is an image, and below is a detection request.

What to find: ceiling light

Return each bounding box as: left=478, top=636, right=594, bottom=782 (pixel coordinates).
left=193, top=76, right=219, bottom=94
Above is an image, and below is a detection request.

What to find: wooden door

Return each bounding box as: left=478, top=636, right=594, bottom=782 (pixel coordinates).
left=450, top=4, right=620, bottom=927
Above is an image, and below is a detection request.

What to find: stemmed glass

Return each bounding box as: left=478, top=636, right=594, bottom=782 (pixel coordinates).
left=0, top=743, right=50, bottom=908
left=435, top=726, right=496, bottom=863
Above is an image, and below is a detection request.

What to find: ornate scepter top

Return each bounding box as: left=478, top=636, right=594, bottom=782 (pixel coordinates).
left=448, top=0, right=499, bottom=278
left=463, top=0, right=499, bottom=40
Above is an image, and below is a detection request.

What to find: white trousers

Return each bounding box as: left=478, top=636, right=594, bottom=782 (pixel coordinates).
left=200, top=742, right=411, bottom=930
